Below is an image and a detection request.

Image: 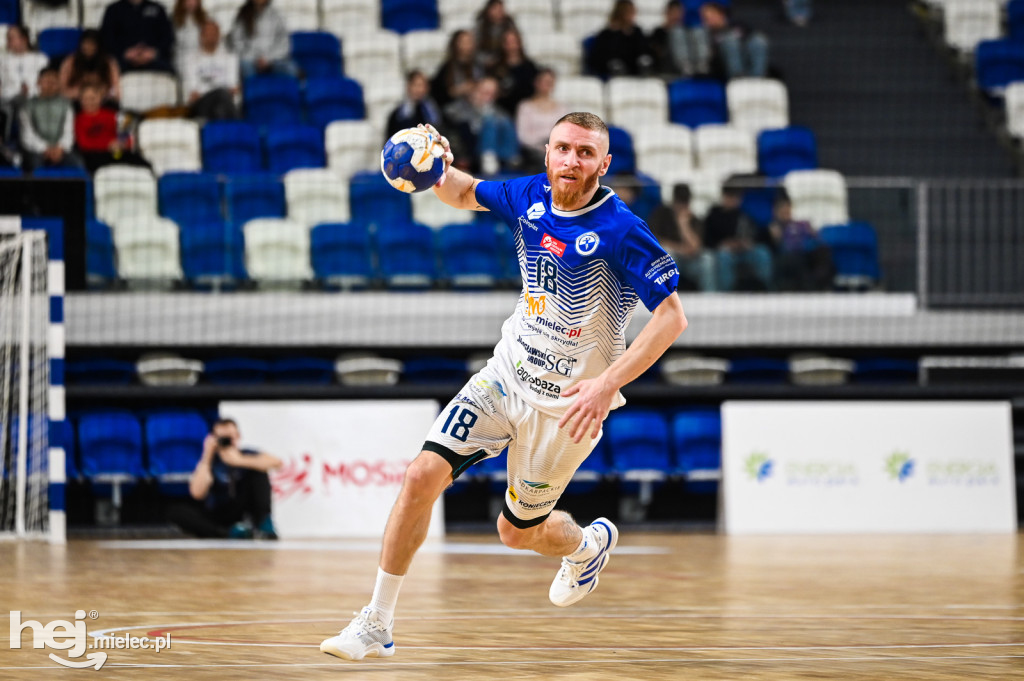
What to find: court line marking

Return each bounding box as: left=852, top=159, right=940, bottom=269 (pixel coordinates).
left=93, top=539, right=670, bottom=555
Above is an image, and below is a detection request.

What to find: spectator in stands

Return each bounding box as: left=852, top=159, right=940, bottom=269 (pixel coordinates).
left=515, top=67, right=568, bottom=171
left=703, top=182, right=773, bottom=291
left=768, top=194, right=833, bottom=290
left=172, top=0, right=209, bottom=69
left=445, top=76, right=520, bottom=176
left=181, top=20, right=240, bottom=120
left=100, top=0, right=176, bottom=74
left=650, top=0, right=709, bottom=77
left=228, top=0, right=299, bottom=80
left=1, top=26, right=49, bottom=107
left=166, top=418, right=282, bottom=540
left=646, top=183, right=715, bottom=291
left=475, top=0, right=517, bottom=69
left=430, top=29, right=484, bottom=111
left=386, top=69, right=442, bottom=138
left=700, top=1, right=769, bottom=80
left=587, top=0, right=655, bottom=79
left=19, top=66, right=83, bottom=172
left=782, top=0, right=811, bottom=28
left=74, top=84, right=150, bottom=172
left=491, top=28, right=538, bottom=118
left=59, top=29, right=121, bottom=105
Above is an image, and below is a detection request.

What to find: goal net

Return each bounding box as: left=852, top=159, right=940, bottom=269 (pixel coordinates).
left=0, top=230, right=49, bottom=539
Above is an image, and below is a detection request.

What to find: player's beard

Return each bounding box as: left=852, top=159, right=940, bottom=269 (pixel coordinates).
left=547, top=163, right=601, bottom=211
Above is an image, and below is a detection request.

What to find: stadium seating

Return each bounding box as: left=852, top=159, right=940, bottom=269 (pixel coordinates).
left=521, top=30, right=582, bottom=76
left=265, top=124, right=326, bottom=173
left=64, top=419, right=80, bottom=480
left=310, top=222, right=375, bottom=289
left=694, top=124, right=757, bottom=178
left=326, top=120, right=379, bottom=177
left=179, top=220, right=247, bottom=288
left=137, top=119, right=202, bottom=176
left=852, top=358, right=918, bottom=384
left=269, top=357, right=336, bottom=384
left=494, top=223, right=520, bottom=282
left=145, top=411, right=209, bottom=482
left=1005, top=82, right=1024, bottom=139
left=284, top=168, right=351, bottom=225
left=203, top=357, right=272, bottom=384
left=225, top=173, right=286, bottom=223
left=120, top=72, right=179, bottom=112
left=276, top=0, right=319, bottom=31
left=606, top=76, right=669, bottom=127
left=0, top=0, right=19, bottom=24
left=136, top=353, right=205, bottom=386
left=783, top=169, right=849, bottom=229
left=321, top=0, right=381, bottom=38
left=94, top=165, right=158, bottom=229
left=672, top=411, right=722, bottom=490
left=740, top=184, right=780, bottom=228
left=202, top=121, right=263, bottom=173
left=242, top=218, right=314, bottom=285
left=37, top=26, right=81, bottom=61
left=402, top=357, right=468, bottom=383
left=113, top=215, right=183, bottom=286
left=606, top=126, right=636, bottom=176
left=757, top=126, right=819, bottom=177
left=943, top=0, right=1000, bottom=53
left=411, top=188, right=474, bottom=227
left=375, top=221, right=437, bottom=288
left=290, top=31, right=343, bottom=77
left=158, top=172, right=224, bottom=229
left=22, top=0, right=79, bottom=40
left=205, top=0, right=245, bottom=35
left=85, top=219, right=118, bottom=287
left=349, top=170, right=412, bottom=226
left=975, top=39, right=1024, bottom=95
left=727, top=358, right=790, bottom=383
left=559, top=0, right=612, bottom=39
left=244, top=74, right=302, bottom=125
left=817, top=222, right=881, bottom=288
left=554, top=75, right=607, bottom=119
left=381, top=0, right=440, bottom=34
left=1010, top=0, right=1024, bottom=42
left=401, top=29, right=450, bottom=77
left=668, top=79, right=728, bottom=129
left=438, top=223, right=504, bottom=288
left=342, top=30, right=403, bottom=85
left=726, top=78, right=789, bottom=134
left=304, top=77, right=365, bottom=129
left=78, top=412, right=147, bottom=486
left=67, top=359, right=136, bottom=385
left=605, top=409, right=671, bottom=504
left=634, top=123, right=694, bottom=188
left=361, top=78, right=405, bottom=133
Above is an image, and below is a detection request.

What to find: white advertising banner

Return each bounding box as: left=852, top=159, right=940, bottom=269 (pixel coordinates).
left=220, top=400, right=442, bottom=538
left=721, top=401, right=1016, bottom=534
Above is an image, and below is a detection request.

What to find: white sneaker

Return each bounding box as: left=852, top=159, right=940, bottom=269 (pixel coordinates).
left=549, top=517, right=619, bottom=607
left=320, top=606, right=395, bottom=660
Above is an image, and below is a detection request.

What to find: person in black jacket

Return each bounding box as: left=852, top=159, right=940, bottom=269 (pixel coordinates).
left=386, top=70, right=442, bottom=138
left=100, top=0, right=176, bottom=74
left=587, top=0, right=654, bottom=79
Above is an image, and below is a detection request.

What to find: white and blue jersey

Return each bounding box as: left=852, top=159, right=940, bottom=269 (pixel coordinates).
left=475, top=173, right=679, bottom=416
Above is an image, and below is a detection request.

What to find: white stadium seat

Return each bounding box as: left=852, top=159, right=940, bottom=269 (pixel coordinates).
left=120, top=72, right=180, bottom=113
left=321, top=0, right=380, bottom=39
left=606, top=76, right=668, bottom=127
left=401, top=30, right=449, bottom=77
left=205, top=0, right=246, bottom=34
left=632, top=0, right=665, bottom=32
left=694, top=124, right=757, bottom=178
left=342, top=30, right=403, bottom=86
left=554, top=75, right=606, bottom=119
left=284, top=168, right=351, bottom=226
left=243, top=218, right=314, bottom=285
left=137, top=119, right=202, bottom=176
left=559, top=0, right=614, bottom=38
left=521, top=31, right=582, bottom=76
left=943, top=0, right=1000, bottom=53
left=1006, top=83, right=1024, bottom=140
left=783, top=169, right=850, bottom=229
left=112, top=216, right=183, bottom=286
left=505, top=0, right=557, bottom=32
left=682, top=169, right=723, bottom=219
left=437, top=0, right=479, bottom=30
left=94, top=165, right=158, bottom=229
left=726, top=78, right=789, bottom=134
left=275, top=0, right=319, bottom=31
left=83, top=0, right=114, bottom=28
left=22, top=0, right=80, bottom=38
left=361, top=77, right=404, bottom=139
left=326, top=120, right=380, bottom=179
left=411, top=189, right=474, bottom=228
left=634, top=123, right=694, bottom=187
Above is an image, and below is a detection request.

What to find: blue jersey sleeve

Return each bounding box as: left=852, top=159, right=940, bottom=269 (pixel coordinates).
left=474, top=174, right=542, bottom=225
left=615, top=220, right=679, bottom=312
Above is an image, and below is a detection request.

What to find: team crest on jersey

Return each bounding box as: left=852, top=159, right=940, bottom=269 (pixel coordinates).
left=540, top=233, right=566, bottom=257
left=527, top=202, right=546, bottom=220
left=575, top=231, right=600, bottom=256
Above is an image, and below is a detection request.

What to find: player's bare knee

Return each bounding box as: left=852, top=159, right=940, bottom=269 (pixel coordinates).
left=400, top=452, right=451, bottom=501
left=496, top=515, right=536, bottom=550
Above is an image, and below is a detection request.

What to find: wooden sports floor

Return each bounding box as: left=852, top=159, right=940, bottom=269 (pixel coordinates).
left=2, top=532, right=1022, bottom=679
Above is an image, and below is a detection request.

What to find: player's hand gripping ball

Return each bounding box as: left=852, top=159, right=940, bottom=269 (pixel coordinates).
left=380, top=126, right=449, bottom=193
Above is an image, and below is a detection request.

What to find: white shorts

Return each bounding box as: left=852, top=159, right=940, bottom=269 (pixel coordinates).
left=424, top=361, right=602, bottom=528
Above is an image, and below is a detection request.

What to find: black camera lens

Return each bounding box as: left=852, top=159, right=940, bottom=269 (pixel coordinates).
left=216, top=436, right=233, bottom=447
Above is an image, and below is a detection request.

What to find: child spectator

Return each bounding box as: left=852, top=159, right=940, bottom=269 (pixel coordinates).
left=228, top=0, right=299, bottom=80
left=650, top=0, right=709, bottom=77
left=180, top=20, right=240, bottom=120
left=172, top=0, right=210, bottom=70
left=515, top=67, right=567, bottom=171
left=475, top=0, right=517, bottom=70
left=74, top=84, right=149, bottom=172
left=768, top=194, right=833, bottom=290
left=20, top=67, right=83, bottom=172
left=491, top=28, right=538, bottom=117
left=100, top=0, right=176, bottom=73
left=1, top=26, right=49, bottom=106
left=59, top=30, right=121, bottom=105
left=700, top=1, right=769, bottom=80
left=703, top=182, right=773, bottom=290
left=430, top=29, right=484, bottom=110
left=588, top=0, right=655, bottom=79
left=386, top=70, right=442, bottom=138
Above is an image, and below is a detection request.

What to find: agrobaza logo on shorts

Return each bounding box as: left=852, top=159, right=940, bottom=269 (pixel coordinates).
left=514, top=360, right=561, bottom=397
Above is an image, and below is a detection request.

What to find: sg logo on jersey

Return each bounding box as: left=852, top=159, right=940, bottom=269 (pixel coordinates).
left=575, top=232, right=600, bottom=256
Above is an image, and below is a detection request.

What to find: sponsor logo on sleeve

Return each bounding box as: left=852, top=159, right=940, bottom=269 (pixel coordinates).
left=527, top=202, right=546, bottom=220
left=645, top=253, right=679, bottom=286
left=540, top=233, right=566, bottom=257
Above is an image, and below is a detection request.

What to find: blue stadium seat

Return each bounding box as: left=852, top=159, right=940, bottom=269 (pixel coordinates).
left=757, top=126, right=818, bottom=177
left=668, top=79, right=728, bottom=128
left=727, top=358, right=789, bottom=384
left=269, top=357, right=336, bottom=384
left=243, top=74, right=302, bottom=125
left=381, top=0, right=439, bottom=33
left=291, top=31, right=343, bottom=78
left=204, top=357, right=271, bottom=384
left=224, top=173, right=286, bottom=223
left=606, top=126, right=636, bottom=176
left=494, top=224, right=521, bottom=284
left=32, top=166, right=89, bottom=179
left=65, top=419, right=80, bottom=480
left=180, top=220, right=247, bottom=287
left=37, top=27, right=82, bottom=61
left=78, top=411, right=146, bottom=479
left=673, top=411, right=721, bottom=492
left=438, top=223, right=503, bottom=289
left=741, top=185, right=780, bottom=228
left=145, top=410, right=208, bottom=481
left=86, top=219, right=118, bottom=287
left=975, top=39, right=1024, bottom=94
left=683, top=0, right=727, bottom=27
left=349, top=171, right=413, bottom=227
left=403, top=357, right=467, bottom=383
left=818, top=222, right=880, bottom=289
left=310, top=222, right=375, bottom=289
left=265, top=124, right=326, bottom=173
left=67, top=359, right=136, bottom=385
left=0, top=167, right=23, bottom=177
left=202, top=121, right=263, bottom=173
left=0, top=0, right=19, bottom=24
left=606, top=410, right=672, bottom=474
left=303, top=76, right=365, bottom=129
left=1009, top=0, right=1024, bottom=42
left=853, top=358, right=918, bottom=384
left=375, top=221, right=437, bottom=288
left=158, top=172, right=223, bottom=228
left=622, top=172, right=662, bottom=221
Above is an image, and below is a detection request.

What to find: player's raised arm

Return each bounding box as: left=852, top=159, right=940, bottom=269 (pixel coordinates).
left=418, top=124, right=487, bottom=212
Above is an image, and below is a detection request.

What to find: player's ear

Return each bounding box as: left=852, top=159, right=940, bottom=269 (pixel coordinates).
left=598, top=153, right=612, bottom=177
left=543, top=143, right=549, bottom=167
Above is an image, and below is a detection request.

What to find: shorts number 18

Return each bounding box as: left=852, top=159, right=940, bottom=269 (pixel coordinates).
left=441, top=406, right=478, bottom=442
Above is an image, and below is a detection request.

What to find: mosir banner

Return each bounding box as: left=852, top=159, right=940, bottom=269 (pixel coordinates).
left=721, top=401, right=1016, bottom=534
left=221, top=400, right=442, bottom=538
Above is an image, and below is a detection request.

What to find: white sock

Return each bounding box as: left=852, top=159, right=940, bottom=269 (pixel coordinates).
left=367, top=567, right=404, bottom=623
left=566, top=525, right=598, bottom=563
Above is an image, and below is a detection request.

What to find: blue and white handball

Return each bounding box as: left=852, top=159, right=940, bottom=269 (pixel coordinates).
left=380, top=127, right=446, bottom=193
